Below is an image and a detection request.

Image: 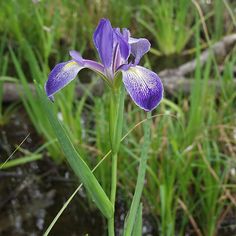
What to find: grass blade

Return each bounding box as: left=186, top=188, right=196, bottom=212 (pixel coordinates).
left=38, top=84, right=113, bottom=219
left=131, top=203, right=143, bottom=236
left=123, top=112, right=152, bottom=235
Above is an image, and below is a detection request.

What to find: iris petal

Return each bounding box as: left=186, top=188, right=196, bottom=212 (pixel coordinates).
left=45, top=61, right=83, bottom=99
left=122, top=66, right=163, bottom=111
left=93, top=19, right=113, bottom=68
left=129, top=37, right=151, bottom=65
left=112, top=30, right=130, bottom=71
left=69, top=50, right=85, bottom=65
left=69, top=50, right=104, bottom=73
left=113, top=29, right=130, bottom=62
left=121, top=28, right=130, bottom=41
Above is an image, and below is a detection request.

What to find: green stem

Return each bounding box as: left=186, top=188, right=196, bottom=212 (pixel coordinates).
left=108, top=151, right=117, bottom=236
left=111, top=152, right=118, bottom=204
left=108, top=85, right=125, bottom=236
left=108, top=217, right=115, bottom=236
left=123, top=112, right=152, bottom=236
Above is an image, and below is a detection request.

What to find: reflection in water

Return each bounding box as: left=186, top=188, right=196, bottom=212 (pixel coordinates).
left=0, top=107, right=104, bottom=235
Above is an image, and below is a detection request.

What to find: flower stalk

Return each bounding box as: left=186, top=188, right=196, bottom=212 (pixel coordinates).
left=108, top=84, right=125, bottom=236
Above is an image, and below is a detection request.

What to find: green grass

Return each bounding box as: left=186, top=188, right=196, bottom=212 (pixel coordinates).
left=137, top=0, right=194, bottom=55
left=0, top=32, right=17, bottom=125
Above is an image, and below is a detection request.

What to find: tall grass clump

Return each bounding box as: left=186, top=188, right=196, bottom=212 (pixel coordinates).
left=137, top=0, right=194, bottom=55
left=203, top=0, right=236, bottom=40
left=0, top=33, right=19, bottom=126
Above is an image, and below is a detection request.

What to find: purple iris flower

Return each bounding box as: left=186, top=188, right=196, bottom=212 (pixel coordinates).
left=45, top=19, right=163, bottom=111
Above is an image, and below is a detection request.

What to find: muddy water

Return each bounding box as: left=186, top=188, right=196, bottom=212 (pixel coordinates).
left=0, top=160, right=105, bottom=236
left=0, top=107, right=104, bottom=235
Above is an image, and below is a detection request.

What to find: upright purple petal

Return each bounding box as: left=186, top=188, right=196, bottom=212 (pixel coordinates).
left=113, top=29, right=130, bottom=62
left=129, top=37, right=151, bottom=65
left=45, top=61, right=83, bottom=99
left=112, top=29, right=130, bottom=71
left=122, top=28, right=130, bottom=42
left=93, top=19, right=113, bottom=68
left=122, top=66, right=163, bottom=111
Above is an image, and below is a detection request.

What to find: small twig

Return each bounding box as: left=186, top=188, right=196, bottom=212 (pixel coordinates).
left=197, top=143, right=236, bottom=207
left=216, top=204, right=233, bottom=232
left=219, top=126, right=236, bottom=157
left=0, top=133, right=30, bottom=169
left=178, top=198, right=203, bottom=236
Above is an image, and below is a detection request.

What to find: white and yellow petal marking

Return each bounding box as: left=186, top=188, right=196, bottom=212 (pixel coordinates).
left=45, top=60, right=83, bottom=98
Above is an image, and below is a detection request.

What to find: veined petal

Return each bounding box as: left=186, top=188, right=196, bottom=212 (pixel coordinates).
left=129, top=37, right=151, bottom=65
left=45, top=61, right=83, bottom=99
left=93, top=18, right=113, bottom=68
left=69, top=50, right=104, bottom=74
left=122, top=66, right=163, bottom=111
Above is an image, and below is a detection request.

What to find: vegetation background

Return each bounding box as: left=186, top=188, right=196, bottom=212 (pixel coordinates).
left=0, top=0, right=235, bottom=235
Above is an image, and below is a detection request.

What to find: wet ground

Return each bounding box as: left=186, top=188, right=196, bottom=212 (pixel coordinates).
left=0, top=106, right=105, bottom=235
left=0, top=159, right=105, bottom=236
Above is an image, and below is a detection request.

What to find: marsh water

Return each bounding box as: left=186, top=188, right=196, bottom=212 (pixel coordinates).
left=0, top=107, right=103, bottom=235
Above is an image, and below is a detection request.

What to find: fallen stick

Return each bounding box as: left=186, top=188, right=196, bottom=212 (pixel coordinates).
left=159, top=34, right=236, bottom=77
left=2, top=34, right=236, bottom=102
left=3, top=76, right=236, bottom=102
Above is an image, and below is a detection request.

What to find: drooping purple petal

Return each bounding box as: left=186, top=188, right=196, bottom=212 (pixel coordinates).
left=45, top=61, right=83, bottom=99
left=69, top=50, right=104, bottom=74
left=129, top=37, right=151, bottom=65
left=93, top=19, right=113, bottom=68
left=122, top=66, right=163, bottom=111
left=69, top=50, right=85, bottom=66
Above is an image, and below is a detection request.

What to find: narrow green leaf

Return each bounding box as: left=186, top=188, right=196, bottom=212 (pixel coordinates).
left=131, top=203, right=143, bottom=236
left=0, top=154, right=42, bottom=169
left=123, top=112, right=152, bottom=236
left=38, top=84, right=113, bottom=219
